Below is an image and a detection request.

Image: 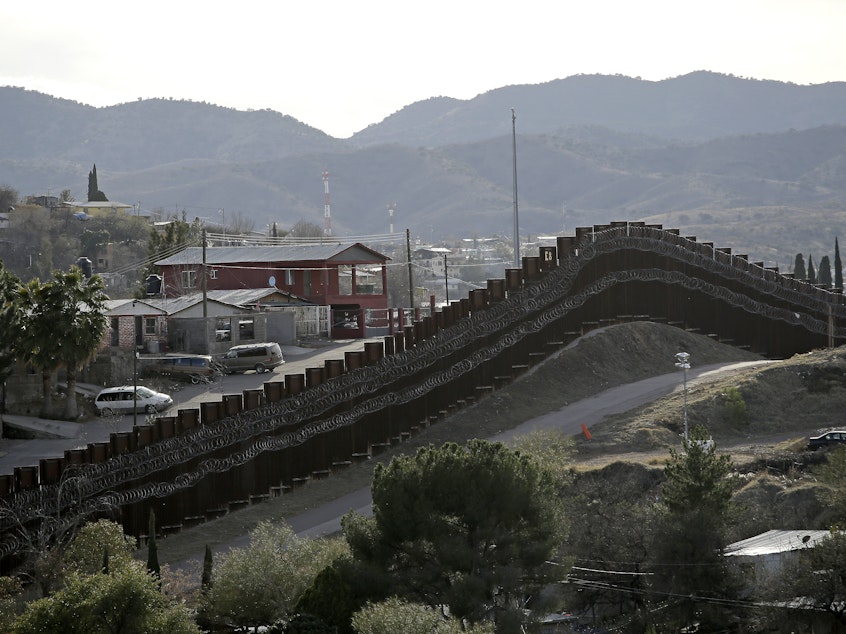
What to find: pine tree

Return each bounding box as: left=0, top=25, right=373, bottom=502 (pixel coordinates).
left=794, top=253, right=806, bottom=280
left=808, top=255, right=817, bottom=284
left=146, top=510, right=160, bottom=581
left=818, top=255, right=833, bottom=287
left=835, top=237, right=843, bottom=290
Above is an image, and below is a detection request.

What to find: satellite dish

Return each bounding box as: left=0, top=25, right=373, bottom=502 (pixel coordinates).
left=268, top=275, right=276, bottom=287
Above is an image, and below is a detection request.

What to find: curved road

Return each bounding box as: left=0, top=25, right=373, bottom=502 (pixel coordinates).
left=240, top=360, right=769, bottom=544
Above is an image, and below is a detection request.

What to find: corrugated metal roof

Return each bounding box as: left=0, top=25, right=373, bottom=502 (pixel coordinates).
left=141, top=295, right=235, bottom=315
left=724, top=529, right=833, bottom=557
left=139, top=288, right=311, bottom=315
left=206, top=288, right=309, bottom=306
left=155, top=243, right=388, bottom=266
left=104, top=299, right=167, bottom=316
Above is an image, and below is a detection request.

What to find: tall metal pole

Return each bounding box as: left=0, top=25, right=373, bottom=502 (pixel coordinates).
left=682, top=366, right=688, bottom=442
left=444, top=253, right=449, bottom=304
left=406, top=228, right=414, bottom=309
left=511, top=107, right=520, bottom=268
left=202, top=228, right=207, bottom=319
left=133, top=344, right=138, bottom=427
left=674, top=352, right=691, bottom=442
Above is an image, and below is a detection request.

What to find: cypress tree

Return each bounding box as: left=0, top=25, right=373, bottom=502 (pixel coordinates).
left=808, top=255, right=817, bottom=284
left=835, top=238, right=843, bottom=290
left=201, top=544, right=213, bottom=592
left=86, top=163, right=109, bottom=202
left=87, top=164, right=98, bottom=201
left=794, top=253, right=806, bottom=280
left=147, top=509, right=160, bottom=581
left=819, top=255, right=833, bottom=287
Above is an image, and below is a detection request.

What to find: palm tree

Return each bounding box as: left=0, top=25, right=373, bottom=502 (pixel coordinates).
left=19, top=267, right=107, bottom=419
left=18, top=278, right=61, bottom=417
left=0, top=262, right=22, bottom=433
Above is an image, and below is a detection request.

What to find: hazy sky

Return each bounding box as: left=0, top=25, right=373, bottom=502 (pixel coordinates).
left=2, top=0, right=844, bottom=138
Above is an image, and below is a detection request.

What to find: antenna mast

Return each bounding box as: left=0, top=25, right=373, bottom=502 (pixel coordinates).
left=322, top=170, right=332, bottom=237
left=387, top=202, right=396, bottom=234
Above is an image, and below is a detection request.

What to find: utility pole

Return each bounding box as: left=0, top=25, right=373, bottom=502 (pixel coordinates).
left=444, top=253, right=449, bottom=304
left=406, top=229, right=414, bottom=309
left=512, top=107, right=520, bottom=268
left=202, top=228, right=207, bottom=318
left=674, top=352, right=691, bottom=442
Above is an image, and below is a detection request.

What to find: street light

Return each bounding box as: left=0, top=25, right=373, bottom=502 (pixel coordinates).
left=133, top=348, right=140, bottom=427
left=674, top=352, right=691, bottom=442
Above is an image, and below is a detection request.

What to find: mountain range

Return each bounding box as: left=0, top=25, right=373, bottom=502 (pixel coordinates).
left=2, top=71, right=846, bottom=267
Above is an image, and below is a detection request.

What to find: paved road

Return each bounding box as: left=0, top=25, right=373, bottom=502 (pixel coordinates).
left=201, top=358, right=774, bottom=565
left=274, top=360, right=770, bottom=543
left=0, top=339, right=373, bottom=475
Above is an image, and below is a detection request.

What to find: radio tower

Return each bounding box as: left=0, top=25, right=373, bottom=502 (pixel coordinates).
left=387, top=202, right=396, bottom=234
left=322, top=170, right=332, bottom=237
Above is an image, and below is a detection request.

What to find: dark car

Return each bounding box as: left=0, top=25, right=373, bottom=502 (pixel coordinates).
left=808, top=430, right=846, bottom=450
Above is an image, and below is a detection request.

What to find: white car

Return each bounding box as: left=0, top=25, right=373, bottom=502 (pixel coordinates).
left=94, top=386, right=173, bottom=416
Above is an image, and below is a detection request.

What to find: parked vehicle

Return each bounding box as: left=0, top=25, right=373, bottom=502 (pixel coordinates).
left=145, top=353, right=219, bottom=381
left=808, top=430, right=846, bottom=450
left=222, top=342, right=285, bottom=374
left=95, top=386, right=173, bottom=416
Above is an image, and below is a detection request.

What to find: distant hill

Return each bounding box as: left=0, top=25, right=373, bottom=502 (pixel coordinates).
left=350, top=72, right=846, bottom=146
left=1, top=71, right=846, bottom=265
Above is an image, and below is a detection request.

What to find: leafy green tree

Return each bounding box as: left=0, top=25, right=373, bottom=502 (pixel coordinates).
left=793, top=253, right=806, bottom=280
left=204, top=521, right=348, bottom=631
left=0, top=186, right=18, bottom=212
left=18, top=267, right=107, bottom=419
left=0, top=576, right=24, bottom=631
left=294, top=563, right=357, bottom=634
left=756, top=529, right=846, bottom=630
left=343, top=440, right=567, bottom=630
left=836, top=237, right=843, bottom=290
left=80, top=228, right=110, bottom=263
left=649, top=426, right=740, bottom=629
left=0, top=262, right=22, bottom=431
left=819, top=255, right=833, bottom=287
left=351, top=597, right=494, bottom=634
left=142, top=215, right=202, bottom=296
left=561, top=462, right=661, bottom=624
left=11, top=563, right=198, bottom=634
left=64, top=519, right=136, bottom=576
left=289, top=220, right=324, bottom=238
left=283, top=612, right=337, bottom=633
left=512, top=428, right=575, bottom=489
left=814, top=446, right=846, bottom=520
left=808, top=254, right=817, bottom=284
left=721, top=386, right=749, bottom=425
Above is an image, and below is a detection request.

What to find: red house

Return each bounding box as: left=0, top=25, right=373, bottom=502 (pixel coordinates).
left=155, top=243, right=390, bottom=339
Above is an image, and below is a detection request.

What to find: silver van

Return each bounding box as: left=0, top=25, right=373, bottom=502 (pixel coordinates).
left=145, top=353, right=217, bottom=381
left=95, top=386, right=173, bottom=416
left=222, top=342, right=284, bottom=374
